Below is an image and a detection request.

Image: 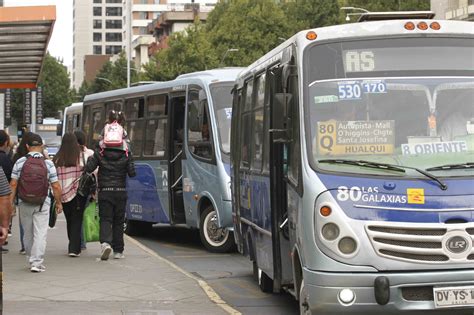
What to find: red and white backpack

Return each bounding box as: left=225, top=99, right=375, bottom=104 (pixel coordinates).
left=103, top=121, right=124, bottom=147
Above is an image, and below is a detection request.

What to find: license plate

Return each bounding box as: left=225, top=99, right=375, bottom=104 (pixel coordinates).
left=433, top=285, right=474, bottom=308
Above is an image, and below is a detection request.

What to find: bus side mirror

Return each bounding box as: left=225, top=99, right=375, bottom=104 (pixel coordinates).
left=271, top=93, right=292, bottom=143
left=56, top=122, right=63, bottom=136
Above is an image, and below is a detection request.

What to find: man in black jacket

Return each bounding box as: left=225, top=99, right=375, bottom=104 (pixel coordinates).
left=85, top=148, right=136, bottom=260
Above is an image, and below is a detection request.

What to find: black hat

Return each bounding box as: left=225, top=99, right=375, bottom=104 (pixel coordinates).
left=27, top=133, right=43, bottom=147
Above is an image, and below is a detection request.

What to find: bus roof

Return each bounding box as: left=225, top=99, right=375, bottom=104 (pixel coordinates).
left=237, top=19, right=473, bottom=81
left=84, top=67, right=244, bottom=104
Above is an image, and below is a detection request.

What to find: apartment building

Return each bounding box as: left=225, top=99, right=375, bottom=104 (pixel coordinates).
left=431, top=0, right=474, bottom=20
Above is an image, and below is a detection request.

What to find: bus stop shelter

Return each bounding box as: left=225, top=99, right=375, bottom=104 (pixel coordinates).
left=0, top=5, right=55, bottom=314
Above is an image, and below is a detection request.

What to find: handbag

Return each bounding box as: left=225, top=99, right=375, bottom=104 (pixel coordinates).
left=49, top=192, right=57, bottom=228
left=82, top=201, right=100, bottom=242
left=77, top=152, right=96, bottom=198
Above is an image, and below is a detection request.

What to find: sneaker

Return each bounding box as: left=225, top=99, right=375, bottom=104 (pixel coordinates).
left=68, top=253, right=80, bottom=257
left=113, top=252, right=125, bottom=259
left=100, top=243, right=112, bottom=261
left=19, top=249, right=26, bottom=255
left=30, top=265, right=46, bottom=273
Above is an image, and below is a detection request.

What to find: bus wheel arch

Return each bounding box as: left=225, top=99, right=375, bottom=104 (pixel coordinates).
left=198, top=198, right=235, bottom=253
left=292, top=247, right=303, bottom=301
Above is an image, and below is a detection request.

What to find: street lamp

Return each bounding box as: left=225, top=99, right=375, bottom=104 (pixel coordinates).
left=340, top=6, right=370, bottom=22
left=220, top=48, right=239, bottom=66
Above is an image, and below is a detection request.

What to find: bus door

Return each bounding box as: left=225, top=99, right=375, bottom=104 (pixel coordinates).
left=168, top=92, right=186, bottom=224
left=269, top=61, right=298, bottom=292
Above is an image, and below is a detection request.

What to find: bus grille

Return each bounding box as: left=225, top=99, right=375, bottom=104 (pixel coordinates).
left=366, top=224, right=473, bottom=263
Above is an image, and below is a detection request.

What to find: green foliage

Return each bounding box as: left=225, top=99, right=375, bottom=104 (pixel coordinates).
left=207, top=0, right=291, bottom=67
left=283, top=0, right=341, bottom=34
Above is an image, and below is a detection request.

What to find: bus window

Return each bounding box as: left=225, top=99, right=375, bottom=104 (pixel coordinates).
left=126, top=119, right=145, bottom=156
left=147, top=94, right=167, bottom=117
left=144, top=118, right=167, bottom=157
left=91, top=109, right=103, bottom=145
left=240, top=80, right=254, bottom=168
left=187, top=86, right=213, bottom=161
left=83, top=106, right=91, bottom=140
left=251, top=74, right=265, bottom=171
left=105, top=100, right=123, bottom=114
left=125, top=97, right=145, bottom=119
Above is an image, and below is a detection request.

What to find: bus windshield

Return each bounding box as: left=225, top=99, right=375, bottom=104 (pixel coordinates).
left=210, top=83, right=233, bottom=155
left=305, top=38, right=474, bottom=178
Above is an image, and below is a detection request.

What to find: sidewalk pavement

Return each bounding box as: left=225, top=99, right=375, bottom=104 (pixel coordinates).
left=2, top=213, right=230, bottom=315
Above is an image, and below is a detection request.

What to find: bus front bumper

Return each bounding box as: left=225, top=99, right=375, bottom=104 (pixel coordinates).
left=303, top=267, right=474, bottom=315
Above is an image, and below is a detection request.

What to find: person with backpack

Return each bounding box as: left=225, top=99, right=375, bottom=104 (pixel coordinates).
left=85, top=111, right=136, bottom=261
left=53, top=132, right=92, bottom=257
left=99, top=110, right=130, bottom=154
left=10, top=133, right=63, bottom=272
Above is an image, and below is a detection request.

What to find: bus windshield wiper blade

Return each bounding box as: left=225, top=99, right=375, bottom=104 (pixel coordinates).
left=318, top=159, right=448, bottom=190
left=426, top=162, right=474, bottom=171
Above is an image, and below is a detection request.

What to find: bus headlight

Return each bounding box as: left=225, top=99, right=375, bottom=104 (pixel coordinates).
left=338, top=237, right=357, bottom=255
left=322, top=223, right=339, bottom=241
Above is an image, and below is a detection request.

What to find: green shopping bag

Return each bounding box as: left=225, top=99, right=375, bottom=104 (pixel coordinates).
left=83, top=201, right=100, bottom=242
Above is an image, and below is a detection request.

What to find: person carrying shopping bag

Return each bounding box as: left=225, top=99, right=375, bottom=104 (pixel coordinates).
left=53, top=132, right=90, bottom=257
left=85, top=110, right=136, bottom=261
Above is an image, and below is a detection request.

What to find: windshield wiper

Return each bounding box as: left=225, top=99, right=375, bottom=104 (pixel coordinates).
left=426, top=162, right=474, bottom=171
left=318, top=159, right=448, bottom=190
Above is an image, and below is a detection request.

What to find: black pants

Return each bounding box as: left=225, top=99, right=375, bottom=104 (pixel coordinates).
left=98, top=191, right=127, bottom=253
left=62, top=195, right=86, bottom=255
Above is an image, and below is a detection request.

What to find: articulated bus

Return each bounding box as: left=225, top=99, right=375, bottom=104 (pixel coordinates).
left=231, top=15, right=474, bottom=314
left=83, top=68, right=243, bottom=252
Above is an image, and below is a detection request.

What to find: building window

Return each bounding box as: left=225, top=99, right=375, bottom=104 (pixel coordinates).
left=106, top=33, right=122, bottom=42
left=139, top=27, right=148, bottom=35
left=106, top=19, right=122, bottom=29
left=93, top=7, right=102, bottom=16
left=105, top=45, right=122, bottom=54
left=106, top=0, right=122, bottom=3
left=138, top=12, right=147, bottom=19
left=93, top=33, right=102, bottom=42
left=93, top=0, right=102, bottom=3
left=106, top=7, right=122, bottom=16
left=93, top=20, right=102, bottom=29
left=93, top=45, right=102, bottom=54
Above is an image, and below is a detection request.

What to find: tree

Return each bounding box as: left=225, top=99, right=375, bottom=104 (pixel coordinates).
left=206, top=0, right=292, bottom=67
left=10, top=53, right=72, bottom=125
left=283, top=0, right=341, bottom=34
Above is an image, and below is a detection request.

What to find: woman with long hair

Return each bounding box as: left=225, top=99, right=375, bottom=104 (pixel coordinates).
left=53, top=132, right=87, bottom=257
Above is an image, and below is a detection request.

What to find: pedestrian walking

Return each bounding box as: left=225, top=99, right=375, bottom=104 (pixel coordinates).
left=85, top=111, right=136, bottom=261
left=0, top=130, right=13, bottom=253
left=53, top=132, right=89, bottom=257
left=0, top=167, right=12, bottom=247
left=11, top=132, right=33, bottom=255
left=74, top=130, right=94, bottom=251
left=10, top=133, right=63, bottom=272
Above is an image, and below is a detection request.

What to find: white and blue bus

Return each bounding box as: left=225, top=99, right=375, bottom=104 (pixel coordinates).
left=231, top=15, right=474, bottom=314
left=62, top=102, right=83, bottom=136
left=83, top=68, right=243, bottom=252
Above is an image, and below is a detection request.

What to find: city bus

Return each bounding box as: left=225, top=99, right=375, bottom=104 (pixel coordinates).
left=62, top=102, right=83, bottom=135
left=83, top=68, right=243, bottom=252
left=230, top=16, right=474, bottom=314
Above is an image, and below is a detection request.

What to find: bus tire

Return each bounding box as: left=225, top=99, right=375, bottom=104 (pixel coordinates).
left=199, top=205, right=235, bottom=253
left=124, top=219, right=151, bottom=236
left=258, top=267, right=273, bottom=293
left=299, top=279, right=311, bottom=315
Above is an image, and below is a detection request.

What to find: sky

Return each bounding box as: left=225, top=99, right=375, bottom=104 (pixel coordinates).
left=5, top=0, right=73, bottom=68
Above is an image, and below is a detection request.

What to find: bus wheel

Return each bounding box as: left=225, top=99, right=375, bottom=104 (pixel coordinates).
left=199, top=206, right=234, bottom=253
left=299, top=279, right=311, bottom=315
left=258, top=267, right=273, bottom=293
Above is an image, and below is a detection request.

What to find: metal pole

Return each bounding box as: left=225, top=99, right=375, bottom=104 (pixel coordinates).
left=31, top=90, right=36, bottom=133
left=127, top=0, right=131, bottom=88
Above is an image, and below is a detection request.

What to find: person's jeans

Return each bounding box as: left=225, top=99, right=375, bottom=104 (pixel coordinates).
left=98, top=191, right=127, bottom=253
left=19, top=214, right=25, bottom=251
left=19, top=200, right=50, bottom=268
left=62, top=195, right=86, bottom=255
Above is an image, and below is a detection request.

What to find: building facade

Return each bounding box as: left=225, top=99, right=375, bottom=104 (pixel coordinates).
left=431, top=0, right=474, bottom=20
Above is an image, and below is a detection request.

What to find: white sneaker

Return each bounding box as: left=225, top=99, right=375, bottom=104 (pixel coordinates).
left=68, top=253, right=80, bottom=257
left=30, top=265, right=46, bottom=273
left=100, top=243, right=112, bottom=261
left=113, top=252, right=125, bottom=259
